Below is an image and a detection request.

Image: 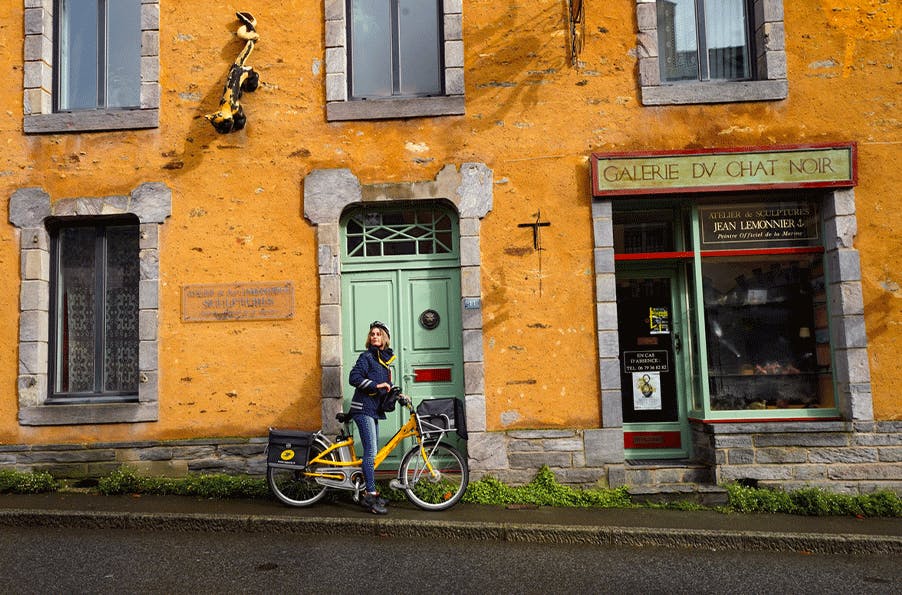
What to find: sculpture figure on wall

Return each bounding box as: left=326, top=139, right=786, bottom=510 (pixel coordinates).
left=205, top=12, right=260, bottom=133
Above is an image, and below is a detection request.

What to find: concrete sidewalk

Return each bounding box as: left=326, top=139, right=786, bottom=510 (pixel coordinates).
left=1, top=492, right=900, bottom=555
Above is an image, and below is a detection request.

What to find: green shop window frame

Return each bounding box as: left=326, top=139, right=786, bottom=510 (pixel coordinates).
left=614, top=197, right=840, bottom=421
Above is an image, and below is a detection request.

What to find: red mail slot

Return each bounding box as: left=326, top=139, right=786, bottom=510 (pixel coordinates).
left=413, top=368, right=452, bottom=383
left=624, top=431, right=681, bottom=449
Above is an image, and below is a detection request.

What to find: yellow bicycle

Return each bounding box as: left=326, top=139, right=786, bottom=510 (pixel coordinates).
left=266, top=390, right=469, bottom=511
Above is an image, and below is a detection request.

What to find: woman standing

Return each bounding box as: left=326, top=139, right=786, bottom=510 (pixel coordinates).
left=348, top=320, right=396, bottom=514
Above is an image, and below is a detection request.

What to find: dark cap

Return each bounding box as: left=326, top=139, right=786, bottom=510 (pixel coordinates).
left=369, top=320, right=390, bottom=338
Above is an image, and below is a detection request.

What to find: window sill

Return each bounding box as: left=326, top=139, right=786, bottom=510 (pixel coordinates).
left=640, top=80, right=788, bottom=106
left=23, top=109, right=159, bottom=134
left=688, top=410, right=842, bottom=425
left=326, top=96, right=465, bottom=121
left=18, top=402, right=158, bottom=426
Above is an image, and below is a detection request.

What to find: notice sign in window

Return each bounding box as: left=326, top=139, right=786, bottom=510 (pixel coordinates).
left=699, top=201, right=820, bottom=249
left=624, top=351, right=669, bottom=411
left=623, top=350, right=670, bottom=374
left=182, top=281, right=294, bottom=322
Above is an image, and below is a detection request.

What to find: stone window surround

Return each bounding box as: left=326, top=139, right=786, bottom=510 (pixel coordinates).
left=9, top=183, right=172, bottom=425
left=324, top=0, right=465, bottom=121
left=636, top=0, right=788, bottom=106
left=303, top=164, right=491, bottom=440
left=23, top=0, right=161, bottom=134
left=591, top=187, right=874, bottom=434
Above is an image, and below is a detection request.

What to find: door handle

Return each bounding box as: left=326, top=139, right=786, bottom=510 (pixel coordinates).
left=673, top=333, right=682, bottom=354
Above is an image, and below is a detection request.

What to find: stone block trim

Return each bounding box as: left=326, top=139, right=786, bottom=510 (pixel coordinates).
left=590, top=200, right=621, bottom=429
left=696, top=421, right=902, bottom=495
left=324, top=0, right=465, bottom=121
left=23, top=0, right=161, bottom=133
left=303, top=164, right=491, bottom=435
left=636, top=0, right=788, bottom=106
left=9, top=183, right=171, bottom=425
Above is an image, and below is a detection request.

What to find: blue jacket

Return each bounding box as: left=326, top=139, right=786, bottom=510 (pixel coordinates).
left=348, top=346, right=396, bottom=419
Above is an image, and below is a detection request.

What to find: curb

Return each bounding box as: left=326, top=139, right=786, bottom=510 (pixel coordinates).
left=2, top=508, right=900, bottom=555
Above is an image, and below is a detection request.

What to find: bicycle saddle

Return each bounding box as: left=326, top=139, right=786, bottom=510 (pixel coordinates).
left=336, top=412, right=352, bottom=424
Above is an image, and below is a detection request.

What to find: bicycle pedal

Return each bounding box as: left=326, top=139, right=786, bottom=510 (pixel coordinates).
left=389, top=479, right=407, bottom=490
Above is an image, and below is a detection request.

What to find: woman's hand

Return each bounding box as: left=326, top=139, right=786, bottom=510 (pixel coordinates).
left=376, top=382, right=392, bottom=392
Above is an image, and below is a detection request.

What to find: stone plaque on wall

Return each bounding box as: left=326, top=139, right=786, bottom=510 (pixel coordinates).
left=182, top=281, right=294, bottom=322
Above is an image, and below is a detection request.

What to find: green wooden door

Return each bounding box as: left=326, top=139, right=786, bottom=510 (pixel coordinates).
left=340, top=204, right=463, bottom=466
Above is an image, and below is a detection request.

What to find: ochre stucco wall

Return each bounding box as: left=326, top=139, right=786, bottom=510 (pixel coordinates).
left=0, top=1, right=899, bottom=448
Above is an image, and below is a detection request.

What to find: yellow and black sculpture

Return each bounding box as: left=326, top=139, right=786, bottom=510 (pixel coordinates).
left=206, top=12, right=260, bottom=133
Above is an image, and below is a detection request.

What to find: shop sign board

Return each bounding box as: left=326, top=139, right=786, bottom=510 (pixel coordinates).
left=699, top=201, right=820, bottom=248
left=182, top=281, right=294, bottom=322
left=591, top=143, right=856, bottom=196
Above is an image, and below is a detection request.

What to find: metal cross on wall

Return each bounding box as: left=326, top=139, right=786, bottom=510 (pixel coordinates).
left=518, top=211, right=552, bottom=297
left=518, top=211, right=551, bottom=250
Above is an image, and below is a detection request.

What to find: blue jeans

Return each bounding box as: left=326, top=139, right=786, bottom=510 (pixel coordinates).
left=353, top=414, right=378, bottom=493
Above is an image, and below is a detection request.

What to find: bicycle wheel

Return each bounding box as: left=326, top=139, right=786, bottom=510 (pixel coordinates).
left=398, top=442, right=469, bottom=511
left=267, top=438, right=334, bottom=507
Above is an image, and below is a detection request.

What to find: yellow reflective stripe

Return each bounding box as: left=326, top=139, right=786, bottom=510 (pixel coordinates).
left=378, top=353, right=396, bottom=368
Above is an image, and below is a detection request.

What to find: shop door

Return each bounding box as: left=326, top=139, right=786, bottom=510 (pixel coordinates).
left=616, top=269, right=689, bottom=459
left=342, top=267, right=463, bottom=466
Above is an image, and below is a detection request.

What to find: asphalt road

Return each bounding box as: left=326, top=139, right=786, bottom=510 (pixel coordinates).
left=0, top=526, right=899, bottom=594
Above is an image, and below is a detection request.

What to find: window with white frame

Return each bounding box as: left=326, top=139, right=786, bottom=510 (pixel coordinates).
left=637, top=0, right=787, bottom=105
left=23, top=0, right=160, bottom=133
left=658, top=0, right=752, bottom=82
left=325, top=0, right=465, bottom=121
left=348, top=0, right=442, bottom=99
left=56, top=0, right=142, bottom=111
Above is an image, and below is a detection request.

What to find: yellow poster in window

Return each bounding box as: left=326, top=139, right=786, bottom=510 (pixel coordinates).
left=649, top=307, right=669, bottom=335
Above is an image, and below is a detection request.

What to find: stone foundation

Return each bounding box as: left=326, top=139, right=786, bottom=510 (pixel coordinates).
left=466, top=428, right=626, bottom=488
left=692, top=420, right=902, bottom=494
left=3, top=422, right=900, bottom=496
left=0, top=437, right=269, bottom=479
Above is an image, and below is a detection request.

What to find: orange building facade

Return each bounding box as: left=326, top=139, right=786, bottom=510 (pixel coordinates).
left=1, top=1, right=899, bottom=494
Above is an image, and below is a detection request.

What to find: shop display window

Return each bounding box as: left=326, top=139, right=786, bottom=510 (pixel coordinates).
left=614, top=197, right=838, bottom=420
left=702, top=255, right=833, bottom=411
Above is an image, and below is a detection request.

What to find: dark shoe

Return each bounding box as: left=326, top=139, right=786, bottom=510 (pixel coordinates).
left=360, top=492, right=388, bottom=515
left=373, top=493, right=390, bottom=508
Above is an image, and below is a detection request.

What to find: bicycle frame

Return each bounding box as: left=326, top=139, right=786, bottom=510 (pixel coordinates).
left=304, top=406, right=443, bottom=483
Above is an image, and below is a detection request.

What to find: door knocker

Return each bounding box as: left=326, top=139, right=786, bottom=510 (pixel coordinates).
left=419, top=309, right=440, bottom=330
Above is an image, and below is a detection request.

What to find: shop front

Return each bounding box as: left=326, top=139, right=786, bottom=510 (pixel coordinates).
left=591, top=144, right=881, bottom=489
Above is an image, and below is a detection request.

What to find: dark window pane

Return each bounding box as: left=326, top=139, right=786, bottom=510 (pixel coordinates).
left=384, top=240, right=415, bottom=255
left=350, top=0, right=393, bottom=98
left=436, top=231, right=452, bottom=252
left=704, top=0, right=750, bottom=80
left=614, top=209, right=675, bottom=253
left=398, top=0, right=442, bottom=95
left=59, top=0, right=100, bottom=110
left=103, top=226, right=140, bottom=392
left=347, top=235, right=363, bottom=256
left=106, top=0, right=142, bottom=107
left=57, top=227, right=98, bottom=392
